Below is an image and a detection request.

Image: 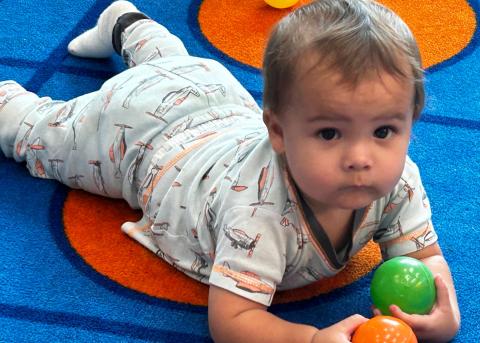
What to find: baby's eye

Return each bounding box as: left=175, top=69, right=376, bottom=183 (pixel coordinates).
left=318, top=128, right=340, bottom=140
left=374, top=126, right=395, bottom=139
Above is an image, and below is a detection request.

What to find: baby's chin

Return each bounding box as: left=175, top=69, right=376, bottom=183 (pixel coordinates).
left=302, top=185, right=390, bottom=211
left=333, top=189, right=384, bottom=210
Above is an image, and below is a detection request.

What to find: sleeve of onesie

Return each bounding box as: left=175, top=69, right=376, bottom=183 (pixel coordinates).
left=374, top=157, right=438, bottom=259
left=209, top=206, right=288, bottom=306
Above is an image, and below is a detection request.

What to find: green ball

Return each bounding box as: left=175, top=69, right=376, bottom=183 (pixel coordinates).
left=370, top=256, right=436, bottom=315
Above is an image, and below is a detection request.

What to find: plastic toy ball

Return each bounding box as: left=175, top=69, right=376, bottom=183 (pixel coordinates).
left=265, top=0, right=300, bottom=9
left=352, top=316, right=417, bottom=343
left=370, top=256, right=436, bottom=315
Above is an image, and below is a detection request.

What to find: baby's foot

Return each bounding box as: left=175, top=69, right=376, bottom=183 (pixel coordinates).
left=0, top=81, right=34, bottom=159
left=0, top=81, right=28, bottom=111
left=68, top=1, right=138, bottom=58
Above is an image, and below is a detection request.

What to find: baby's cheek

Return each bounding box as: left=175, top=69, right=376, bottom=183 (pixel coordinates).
left=300, top=168, right=335, bottom=195
left=380, top=158, right=406, bottom=193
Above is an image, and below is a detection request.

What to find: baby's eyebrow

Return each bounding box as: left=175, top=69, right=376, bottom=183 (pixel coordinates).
left=371, top=112, right=408, bottom=121
left=307, top=112, right=350, bottom=122
left=308, top=112, right=408, bottom=122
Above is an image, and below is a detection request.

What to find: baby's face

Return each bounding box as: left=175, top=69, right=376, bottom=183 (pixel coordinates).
left=267, top=62, right=414, bottom=212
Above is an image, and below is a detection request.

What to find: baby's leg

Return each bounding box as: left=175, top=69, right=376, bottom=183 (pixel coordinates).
left=0, top=81, right=92, bottom=180
left=114, top=13, right=189, bottom=68
left=0, top=80, right=139, bottom=206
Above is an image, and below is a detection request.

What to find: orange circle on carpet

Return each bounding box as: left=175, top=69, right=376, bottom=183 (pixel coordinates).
left=198, top=0, right=476, bottom=69
left=64, top=190, right=381, bottom=305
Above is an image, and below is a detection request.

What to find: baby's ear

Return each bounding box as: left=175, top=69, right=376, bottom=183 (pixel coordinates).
left=263, top=109, right=285, bottom=154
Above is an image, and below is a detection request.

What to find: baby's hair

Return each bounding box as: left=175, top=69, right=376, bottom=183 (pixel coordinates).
left=263, top=0, right=424, bottom=120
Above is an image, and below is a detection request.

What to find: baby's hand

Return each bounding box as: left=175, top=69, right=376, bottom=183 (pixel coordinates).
left=312, top=314, right=368, bottom=343
left=373, top=275, right=460, bottom=343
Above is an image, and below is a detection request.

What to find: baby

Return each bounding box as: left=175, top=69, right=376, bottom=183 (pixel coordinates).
left=0, top=0, right=460, bottom=342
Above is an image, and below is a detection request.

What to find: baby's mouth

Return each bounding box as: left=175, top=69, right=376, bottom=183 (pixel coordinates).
left=341, top=184, right=374, bottom=192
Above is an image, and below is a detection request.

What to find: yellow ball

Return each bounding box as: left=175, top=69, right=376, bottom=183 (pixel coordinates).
left=265, top=0, right=300, bottom=9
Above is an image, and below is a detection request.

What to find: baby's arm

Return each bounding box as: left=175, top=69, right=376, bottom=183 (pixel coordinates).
left=385, top=243, right=460, bottom=342
left=208, top=285, right=367, bottom=343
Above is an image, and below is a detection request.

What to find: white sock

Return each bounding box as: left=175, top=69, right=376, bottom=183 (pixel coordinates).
left=68, top=1, right=139, bottom=58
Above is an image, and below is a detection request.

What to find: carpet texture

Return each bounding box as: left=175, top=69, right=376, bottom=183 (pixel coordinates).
left=0, top=0, right=479, bottom=342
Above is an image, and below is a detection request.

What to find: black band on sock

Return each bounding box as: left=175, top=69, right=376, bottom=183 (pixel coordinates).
left=112, top=12, right=150, bottom=55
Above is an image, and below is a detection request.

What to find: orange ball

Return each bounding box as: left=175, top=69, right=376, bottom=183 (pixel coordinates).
left=352, top=316, right=417, bottom=343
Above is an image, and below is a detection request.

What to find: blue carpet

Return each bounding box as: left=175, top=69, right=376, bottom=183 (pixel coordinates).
left=0, top=0, right=479, bottom=342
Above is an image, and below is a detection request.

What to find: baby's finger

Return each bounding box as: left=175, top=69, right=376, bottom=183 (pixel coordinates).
left=337, top=314, right=369, bottom=336
left=371, top=306, right=382, bottom=316
left=434, top=275, right=451, bottom=310
left=388, top=305, right=422, bottom=328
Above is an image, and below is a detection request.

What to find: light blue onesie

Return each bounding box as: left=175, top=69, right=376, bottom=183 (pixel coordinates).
left=0, top=19, right=437, bottom=306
